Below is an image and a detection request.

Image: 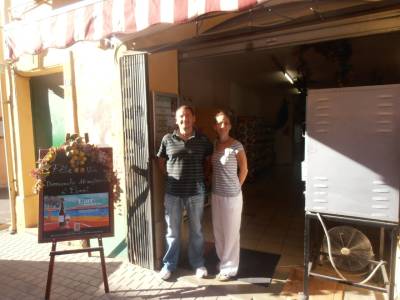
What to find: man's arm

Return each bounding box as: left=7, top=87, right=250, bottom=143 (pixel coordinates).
left=158, top=157, right=167, bottom=175
left=157, top=135, right=167, bottom=175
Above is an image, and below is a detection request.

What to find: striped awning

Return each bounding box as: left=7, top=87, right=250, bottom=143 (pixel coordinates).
left=4, top=0, right=267, bottom=60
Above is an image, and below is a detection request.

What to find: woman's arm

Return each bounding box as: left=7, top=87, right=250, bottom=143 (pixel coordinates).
left=237, top=150, right=248, bottom=186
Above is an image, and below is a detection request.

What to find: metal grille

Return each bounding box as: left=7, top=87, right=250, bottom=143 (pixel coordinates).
left=120, top=53, right=154, bottom=269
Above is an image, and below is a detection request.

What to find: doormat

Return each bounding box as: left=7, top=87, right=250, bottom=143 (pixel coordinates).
left=181, top=242, right=281, bottom=286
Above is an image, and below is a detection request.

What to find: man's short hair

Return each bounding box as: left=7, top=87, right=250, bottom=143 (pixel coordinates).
left=176, top=105, right=195, bottom=116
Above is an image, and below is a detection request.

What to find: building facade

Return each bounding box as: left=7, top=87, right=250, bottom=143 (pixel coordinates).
left=1, top=1, right=400, bottom=297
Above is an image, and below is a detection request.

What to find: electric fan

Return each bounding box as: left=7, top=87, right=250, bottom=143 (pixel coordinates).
left=321, top=226, right=374, bottom=273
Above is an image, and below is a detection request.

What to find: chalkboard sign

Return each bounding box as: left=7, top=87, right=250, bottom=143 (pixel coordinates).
left=37, top=145, right=115, bottom=243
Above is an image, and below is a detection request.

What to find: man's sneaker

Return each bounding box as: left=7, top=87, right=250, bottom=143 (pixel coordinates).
left=195, top=266, right=208, bottom=278
left=159, top=268, right=171, bottom=280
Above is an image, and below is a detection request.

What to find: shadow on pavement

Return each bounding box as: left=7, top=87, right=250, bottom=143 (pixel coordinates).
left=107, top=282, right=274, bottom=299
left=0, top=259, right=123, bottom=299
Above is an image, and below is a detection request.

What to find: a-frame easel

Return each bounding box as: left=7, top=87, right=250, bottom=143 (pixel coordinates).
left=45, top=236, right=109, bottom=300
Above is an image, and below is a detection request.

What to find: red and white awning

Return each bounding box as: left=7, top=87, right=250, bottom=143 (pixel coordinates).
left=4, top=0, right=267, bottom=60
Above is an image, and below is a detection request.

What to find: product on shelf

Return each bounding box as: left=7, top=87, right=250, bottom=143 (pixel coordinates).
left=234, top=116, right=275, bottom=182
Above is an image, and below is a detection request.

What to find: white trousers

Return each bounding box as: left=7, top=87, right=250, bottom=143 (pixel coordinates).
left=211, top=192, right=243, bottom=276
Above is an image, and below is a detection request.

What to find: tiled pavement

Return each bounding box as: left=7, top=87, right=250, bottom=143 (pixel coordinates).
left=1, top=227, right=387, bottom=300
left=0, top=227, right=290, bottom=300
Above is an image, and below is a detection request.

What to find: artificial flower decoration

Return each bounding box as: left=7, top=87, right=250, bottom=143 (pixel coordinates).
left=31, top=134, right=121, bottom=205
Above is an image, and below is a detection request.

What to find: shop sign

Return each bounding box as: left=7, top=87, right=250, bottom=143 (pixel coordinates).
left=32, top=136, right=119, bottom=243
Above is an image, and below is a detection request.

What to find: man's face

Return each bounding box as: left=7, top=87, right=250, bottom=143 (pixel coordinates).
left=175, top=108, right=195, bottom=132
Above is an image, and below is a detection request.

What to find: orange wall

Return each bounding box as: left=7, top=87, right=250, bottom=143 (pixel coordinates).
left=0, top=126, right=7, bottom=187
left=149, top=50, right=179, bottom=94
left=70, top=43, right=127, bottom=257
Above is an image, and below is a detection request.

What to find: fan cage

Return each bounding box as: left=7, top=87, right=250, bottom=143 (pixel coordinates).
left=320, top=225, right=375, bottom=274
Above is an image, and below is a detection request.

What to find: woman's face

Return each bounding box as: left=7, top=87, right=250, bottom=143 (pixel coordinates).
left=214, top=113, right=231, bottom=137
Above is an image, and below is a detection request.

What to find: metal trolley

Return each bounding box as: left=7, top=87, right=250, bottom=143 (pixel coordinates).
left=303, top=85, right=400, bottom=300
left=303, top=211, right=399, bottom=300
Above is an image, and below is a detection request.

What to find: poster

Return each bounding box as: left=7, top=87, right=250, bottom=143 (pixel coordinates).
left=152, top=92, right=178, bottom=153
left=38, top=147, right=114, bottom=243
left=43, top=193, right=110, bottom=233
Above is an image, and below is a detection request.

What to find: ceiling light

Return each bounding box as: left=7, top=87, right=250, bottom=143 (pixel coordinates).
left=284, top=72, right=294, bottom=85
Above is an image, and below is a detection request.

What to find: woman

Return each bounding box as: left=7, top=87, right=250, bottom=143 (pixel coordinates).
left=211, top=111, right=248, bottom=281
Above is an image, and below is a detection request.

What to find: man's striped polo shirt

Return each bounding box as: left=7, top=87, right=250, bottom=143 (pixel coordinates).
left=157, top=129, right=213, bottom=197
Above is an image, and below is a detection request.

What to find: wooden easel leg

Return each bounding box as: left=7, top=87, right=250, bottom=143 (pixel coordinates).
left=45, top=241, right=57, bottom=300
left=85, top=239, right=92, bottom=257
left=98, top=237, right=109, bottom=293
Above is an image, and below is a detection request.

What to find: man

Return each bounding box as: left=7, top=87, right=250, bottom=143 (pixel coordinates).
left=157, top=105, right=212, bottom=280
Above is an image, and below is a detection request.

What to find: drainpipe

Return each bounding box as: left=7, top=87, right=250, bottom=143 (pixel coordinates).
left=0, top=0, right=17, bottom=233
left=0, top=63, right=17, bottom=233
left=66, top=51, right=79, bottom=135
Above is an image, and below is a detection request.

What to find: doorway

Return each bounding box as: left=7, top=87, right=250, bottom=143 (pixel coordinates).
left=30, top=72, right=67, bottom=159
left=178, top=30, right=400, bottom=275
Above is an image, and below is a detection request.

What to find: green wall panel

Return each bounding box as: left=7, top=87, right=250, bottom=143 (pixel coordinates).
left=30, top=73, right=67, bottom=159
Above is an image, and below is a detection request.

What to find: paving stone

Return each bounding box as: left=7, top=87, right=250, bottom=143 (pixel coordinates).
left=79, top=294, right=95, bottom=300
left=54, top=285, right=69, bottom=295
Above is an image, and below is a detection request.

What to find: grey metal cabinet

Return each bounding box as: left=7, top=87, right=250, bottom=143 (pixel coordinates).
left=304, top=85, right=399, bottom=223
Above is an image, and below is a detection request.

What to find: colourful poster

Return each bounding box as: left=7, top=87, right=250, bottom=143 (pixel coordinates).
left=43, top=193, right=109, bottom=233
